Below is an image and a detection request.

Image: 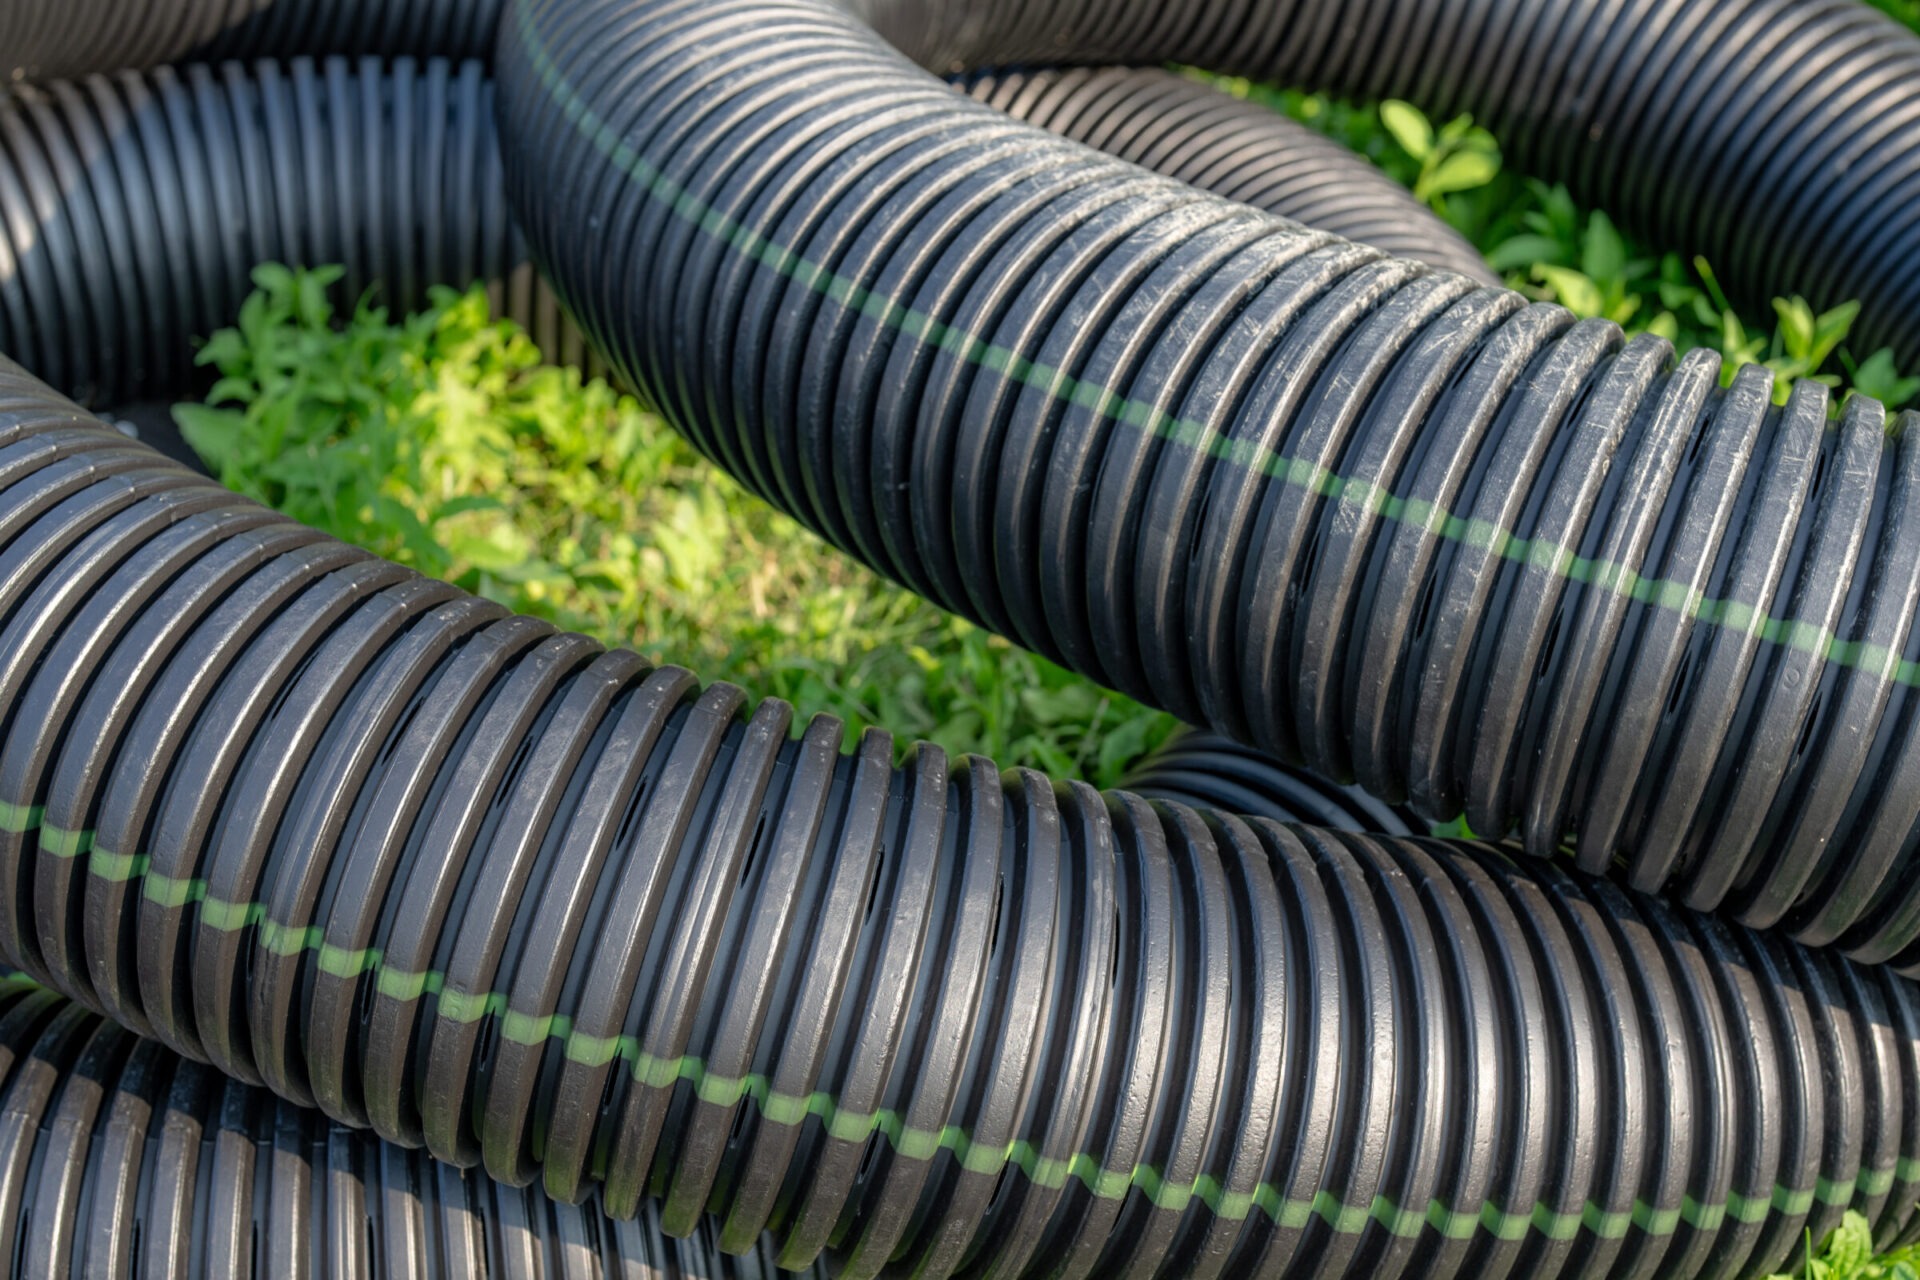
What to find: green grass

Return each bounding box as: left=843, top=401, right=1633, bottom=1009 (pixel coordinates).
left=177, top=32, right=1920, bottom=1275
left=175, top=264, right=1176, bottom=788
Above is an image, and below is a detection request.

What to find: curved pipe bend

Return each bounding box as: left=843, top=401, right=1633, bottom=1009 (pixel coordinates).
left=498, top=0, right=1920, bottom=963
left=0, top=363, right=1911, bottom=1276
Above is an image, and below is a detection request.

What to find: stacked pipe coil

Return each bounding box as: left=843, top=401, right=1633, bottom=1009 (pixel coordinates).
left=0, top=57, right=1479, bottom=412
left=0, top=972, right=819, bottom=1278
left=2, top=0, right=1920, bottom=1275
left=499, top=0, right=1920, bottom=967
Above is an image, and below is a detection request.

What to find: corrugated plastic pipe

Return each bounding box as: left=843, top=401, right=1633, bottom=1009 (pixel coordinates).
left=0, top=58, right=1477, bottom=411
left=0, top=972, right=818, bottom=1279
left=497, top=0, right=1920, bottom=966
left=0, top=363, right=1917, bottom=1276
left=0, top=55, right=602, bottom=408
left=3, top=0, right=1920, bottom=1275
left=955, top=67, right=1496, bottom=285
left=856, top=0, right=1920, bottom=368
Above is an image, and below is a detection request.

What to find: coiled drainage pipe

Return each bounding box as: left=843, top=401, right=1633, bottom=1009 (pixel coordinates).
left=3, top=363, right=1920, bottom=1277
left=500, top=0, right=1920, bottom=964
left=2, top=0, right=1920, bottom=1276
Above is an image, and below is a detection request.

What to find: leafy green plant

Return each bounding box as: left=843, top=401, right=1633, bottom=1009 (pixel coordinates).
left=1845, top=348, right=1920, bottom=410
left=1765, top=294, right=1860, bottom=399
left=1477, top=176, right=1895, bottom=404
left=1524, top=213, right=1646, bottom=328
left=177, top=265, right=1177, bottom=786
left=1767, top=1211, right=1920, bottom=1280
left=1200, top=79, right=1920, bottom=411
left=1378, top=99, right=1503, bottom=212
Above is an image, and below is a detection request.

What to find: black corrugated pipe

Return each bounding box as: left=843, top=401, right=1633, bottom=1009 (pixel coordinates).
left=855, top=0, right=1920, bottom=369
left=0, top=971, right=820, bottom=1279
left=955, top=68, right=1497, bottom=286
left=1, top=363, right=1920, bottom=1276
left=0, top=0, right=503, bottom=84
left=0, top=55, right=602, bottom=409
left=0, top=58, right=1476, bottom=412
left=496, top=0, right=1920, bottom=965
left=8, top=2, right=1920, bottom=1277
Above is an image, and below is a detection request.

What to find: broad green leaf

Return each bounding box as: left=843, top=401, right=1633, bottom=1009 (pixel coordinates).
left=1379, top=99, right=1433, bottom=161
left=1486, top=233, right=1565, bottom=274
left=1811, top=298, right=1861, bottom=368
left=171, top=403, right=246, bottom=470
left=1580, top=211, right=1628, bottom=284
left=1847, top=348, right=1920, bottom=408
left=1533, top=264, right=1605, bottom=318
left=1772, top=296, right=1817, bottom=360
left=1417, top=147, right=1500, bottom=200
